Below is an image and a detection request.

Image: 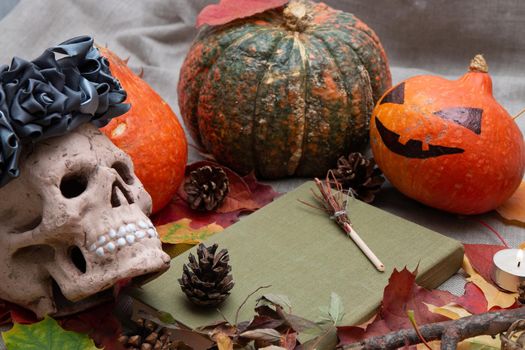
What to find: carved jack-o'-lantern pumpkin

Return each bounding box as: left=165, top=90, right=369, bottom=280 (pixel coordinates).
left=370, top=55, right=525, bottom=214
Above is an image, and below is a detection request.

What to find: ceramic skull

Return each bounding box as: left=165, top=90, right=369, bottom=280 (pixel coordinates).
left=0, top=123, right=170, bottom=317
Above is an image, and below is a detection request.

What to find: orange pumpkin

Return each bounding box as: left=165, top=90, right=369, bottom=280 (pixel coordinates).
left=99, top=47, right=188, bottom=213
left=370, top=55, right=525, bottom=214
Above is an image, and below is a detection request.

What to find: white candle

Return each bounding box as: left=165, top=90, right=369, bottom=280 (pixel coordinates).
left=492, top=249, right=525, bottom=292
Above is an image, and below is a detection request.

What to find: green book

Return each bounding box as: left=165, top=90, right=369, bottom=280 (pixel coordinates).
left=133, top=181, right=463, bottom=328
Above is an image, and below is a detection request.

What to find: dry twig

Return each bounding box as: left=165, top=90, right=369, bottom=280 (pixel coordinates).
left=342, top=307, right=525, bottom=350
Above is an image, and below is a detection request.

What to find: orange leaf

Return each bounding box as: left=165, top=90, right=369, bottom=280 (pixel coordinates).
left=496, top=181, right=525, bottom=223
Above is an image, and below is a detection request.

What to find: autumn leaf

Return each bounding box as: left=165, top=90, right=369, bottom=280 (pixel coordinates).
left=153, top=161, right=278, bottom=257
left=456, top=282, right=488, bottom=314
left=425, top=303, right=502, bottom=350
left=464, top=244, right=505, bottom=285
left=2, top=316, right=100, bottom=350
left=157, top=218, right=223, bottom=245
left=457, top=336, right=501, bottom=349
left=280, top=332, right=297, bottom=350
left=183, top=161, right=280, bottom=214
left=337, top=268, right=457, bottom=345
left=243, top=172, right=281, bottom=209
left=417, top=337, right=501, bottom=350
left=152, top=161, right=279, bottom=236
left=59, top=302, right=124, bottom=350
left=462, top=256, right=517, bottom=310
left=425, top=303, right=472, bottom=320
left=215, top=332, right=234, bottom=350
left=157, top=218, right=224, bottom=258
left=196, top=0, right=289, bottom=28
left=496, top=181, right=525, bottom=224
left=0, top=300, right=37, bottom=327
left=380, top=268, right=457, bottom=329
left=153, top=195, right=241, bottom=229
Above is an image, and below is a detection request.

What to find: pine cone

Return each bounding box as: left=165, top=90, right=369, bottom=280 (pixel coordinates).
left=118, top=318, right=174, bottom=350
left=184, top=165, right=229, bottom=211
left=331, top=152, right=385, bottom=203
left=179, top=243, right=234, bottom=307
left=518, top=282, right=525, bottom=305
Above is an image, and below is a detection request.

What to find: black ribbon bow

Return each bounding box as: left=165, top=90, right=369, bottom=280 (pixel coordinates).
left=0, top=35, right=130, bottom=187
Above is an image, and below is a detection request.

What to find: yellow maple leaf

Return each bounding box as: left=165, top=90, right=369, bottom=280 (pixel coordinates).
left=424, top=303, right=501, bottom=349
left=496, top=181, right=525, bottom=224
left=156, top=219, right=223, bottom=258
left=424, top=302, right=471, bottom=320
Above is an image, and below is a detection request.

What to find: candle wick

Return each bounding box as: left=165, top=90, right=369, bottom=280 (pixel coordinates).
left=519, top=261, right=521, bottom=268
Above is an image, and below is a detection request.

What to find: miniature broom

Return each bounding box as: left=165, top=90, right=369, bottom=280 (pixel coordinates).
left=305, top=171, right=385, bottom=272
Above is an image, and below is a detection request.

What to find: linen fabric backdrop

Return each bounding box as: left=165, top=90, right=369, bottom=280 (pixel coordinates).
left=0, top=0, right=523, bottom=338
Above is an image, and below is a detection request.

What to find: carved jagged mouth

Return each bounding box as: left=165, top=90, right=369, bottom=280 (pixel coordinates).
left=375, top=117, right=465, bottom=159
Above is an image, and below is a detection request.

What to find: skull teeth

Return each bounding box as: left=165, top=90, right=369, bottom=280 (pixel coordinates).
left=126, top=234, right=135, bottom=245
left=106, top=242, right=116, bottom=252
left=118, top=226, right=127, bottom=237
left=89, top=219, right=157, bottom=257
left=95, top=247, right=105, bottom=257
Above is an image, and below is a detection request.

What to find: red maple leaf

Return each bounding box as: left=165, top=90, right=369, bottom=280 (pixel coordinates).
left=456, top=282, right=488, bottom=314
left=197, top=0, right=289, bottom=28
left=337, top=268, right=457, bottom=345
left=152, top=160, right=280, bottom=229
left=464, top=244, right=505, bottom=285
left=59, top=302, right=124, bottom=350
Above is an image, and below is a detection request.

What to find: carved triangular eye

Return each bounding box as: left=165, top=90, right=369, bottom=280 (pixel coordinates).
left=380, top=82, right=405, bottom=105
left=433, top=107, right=483, bottom=135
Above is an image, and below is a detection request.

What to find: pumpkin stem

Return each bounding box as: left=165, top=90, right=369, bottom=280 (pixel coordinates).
left=284, top=0, right=311, bottom=32
left=469, top=54, right=489, bottom=73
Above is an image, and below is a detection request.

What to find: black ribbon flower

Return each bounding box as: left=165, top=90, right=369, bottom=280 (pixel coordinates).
left=0, top=36, right=130, bottom=187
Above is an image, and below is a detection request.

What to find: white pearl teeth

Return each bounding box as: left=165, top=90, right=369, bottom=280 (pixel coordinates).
left=106, top=242, right=116, bottom=252
left=95, top=247, right=105, bottom=257
left=90, top=219, right=156, bottom=256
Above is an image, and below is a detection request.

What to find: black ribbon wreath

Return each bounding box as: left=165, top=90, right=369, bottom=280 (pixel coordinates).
left=0, top=35, right=130, bottom=187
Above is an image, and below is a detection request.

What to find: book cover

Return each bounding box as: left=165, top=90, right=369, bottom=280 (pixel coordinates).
left=133, top=181, right=463, bottom=328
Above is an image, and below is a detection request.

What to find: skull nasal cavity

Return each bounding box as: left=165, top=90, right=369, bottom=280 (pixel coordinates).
left=60, top=172, right=88, bottom=198
left=111, top=181, right=135, bottom=208
left=69, top=246, right=87, bottom=273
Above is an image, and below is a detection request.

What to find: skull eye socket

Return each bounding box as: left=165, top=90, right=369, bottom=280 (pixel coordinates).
left=60, top=172, right=88, bottom=198
left=112, top=161, right=134, bottom=185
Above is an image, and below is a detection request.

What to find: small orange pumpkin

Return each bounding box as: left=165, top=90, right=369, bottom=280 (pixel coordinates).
left=99, top=47, right=188, bottom=214
left=370, top=55, right=525, bottom=214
